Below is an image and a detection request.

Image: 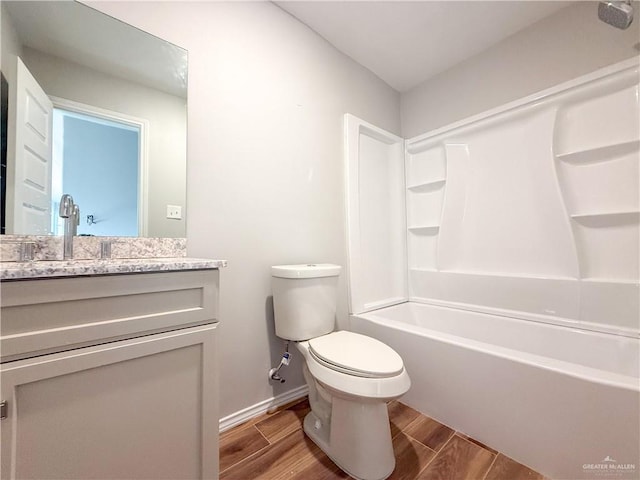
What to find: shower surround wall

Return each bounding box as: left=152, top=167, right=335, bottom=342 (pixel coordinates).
left=346, top=58, right=639, bottom=479
left=404, top=58, right=639, bottom=337
left=349, top=57, right=639, bottom=337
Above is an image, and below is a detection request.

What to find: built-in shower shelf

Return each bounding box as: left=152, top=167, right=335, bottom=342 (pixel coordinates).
left=408, top=225, right=440, bottom=234
left=556, top=139, right=639, bottom=164
left=581, top=278, right=640, bottom=285
left=570, top=210, right=640, bottom=223
left=407, top=178, right=446, bottom=192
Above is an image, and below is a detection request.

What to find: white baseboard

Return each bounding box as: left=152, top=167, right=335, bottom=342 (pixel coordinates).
left=219, top=385, right=309, bottom=433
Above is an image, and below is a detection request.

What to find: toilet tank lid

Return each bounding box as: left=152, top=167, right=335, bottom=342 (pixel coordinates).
left=271, top=264, right=341, bottom=279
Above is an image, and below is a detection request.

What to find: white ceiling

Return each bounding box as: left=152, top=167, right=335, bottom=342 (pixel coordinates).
left=6, top=1, right=573, bottom=97
left=275, top=1, right=574, bottom=92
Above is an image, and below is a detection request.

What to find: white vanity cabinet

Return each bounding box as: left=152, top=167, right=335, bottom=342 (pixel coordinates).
left=0, top=269, right=220, bottom=480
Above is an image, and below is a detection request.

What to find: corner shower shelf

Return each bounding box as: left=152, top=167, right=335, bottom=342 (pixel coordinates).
left=407, top=178, right=446, bottom=192
left=581, top=278, right=640, bottom=285
left=408, top=225, right=440, bottom=234
left=570, top=210, right=639, bottom=223
left=556, top=139, right=639, bottom=164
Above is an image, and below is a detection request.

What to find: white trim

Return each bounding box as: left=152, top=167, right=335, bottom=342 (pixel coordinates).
left=49, top=96, right=150, bottom=236
left=218, top=385, right=308, bottom=433
left=344, top=114, right=408, bottom=315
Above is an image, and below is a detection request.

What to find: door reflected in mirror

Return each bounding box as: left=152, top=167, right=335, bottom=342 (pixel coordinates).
left=1, top=0, right=187, bottom=238
left=52, top=106, right=141, bottom=237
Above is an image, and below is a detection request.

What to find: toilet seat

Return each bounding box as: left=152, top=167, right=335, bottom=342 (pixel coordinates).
left=308, top=331, right=404, bottom=378
left=297, top=337, right=411, bottom=400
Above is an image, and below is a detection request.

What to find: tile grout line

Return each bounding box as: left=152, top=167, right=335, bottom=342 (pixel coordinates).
left=418, top=430, right=458, bottom=473
left=401, top=429, right=439, bottom=456
left=481, top=453, right=501, bottom=480
left=268, top=432, right=328, bottom=480
left=254, top=424, right=272, bottom=445
left=219, top=428, right=301, bottom=477
left=454, top=433, right=499, bottom=480
left=454, top=431, right=497, bottom=453
left=399, top=415, right=455, bottom=455
left=437, top=430, right=456, bottom=453
left=419, top=446, right=441, bottom=473
left=221, top=400, right=546, bottom=480
left=219, top=443, right=270, bottom=476
left=219, top=424, right=280, bottom=475
left=402, top=429, right=439, bottom=479
left=396, top=414, right=420, bottom=438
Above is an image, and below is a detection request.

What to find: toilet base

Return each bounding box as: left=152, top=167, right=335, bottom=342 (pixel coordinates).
left=303, top=396, right=396, bottom=480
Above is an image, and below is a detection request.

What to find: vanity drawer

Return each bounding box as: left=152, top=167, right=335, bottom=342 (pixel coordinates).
left=0, top=269, right=219, bottom=362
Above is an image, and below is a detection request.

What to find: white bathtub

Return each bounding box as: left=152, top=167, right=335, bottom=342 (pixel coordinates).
left=350, top=302, right=640, bottom=480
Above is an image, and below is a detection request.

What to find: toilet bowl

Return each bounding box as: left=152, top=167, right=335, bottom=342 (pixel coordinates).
left=298, top=332, right=410, bottom=480
left=271, top=264, right=411, bottom=480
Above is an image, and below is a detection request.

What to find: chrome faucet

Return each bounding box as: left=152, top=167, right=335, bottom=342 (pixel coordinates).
left=59, top=194, right=79, bottom=259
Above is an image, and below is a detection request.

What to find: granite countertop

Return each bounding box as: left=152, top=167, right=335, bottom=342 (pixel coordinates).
left=0, top=257, right=227, bottom=281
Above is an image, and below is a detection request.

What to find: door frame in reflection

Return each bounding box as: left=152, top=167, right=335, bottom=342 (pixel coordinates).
left=51, top=97, right=149, bottom=237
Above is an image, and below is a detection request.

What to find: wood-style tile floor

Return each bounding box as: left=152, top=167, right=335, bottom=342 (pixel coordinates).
left=219, top=398, right=547, bottom=480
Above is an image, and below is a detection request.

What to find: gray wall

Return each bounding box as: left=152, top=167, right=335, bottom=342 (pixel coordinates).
left=89, top=0, right=401, bottom=419
left=401, top=1, right=640, bottom=137
left=87, top=0, right=640, bottom=424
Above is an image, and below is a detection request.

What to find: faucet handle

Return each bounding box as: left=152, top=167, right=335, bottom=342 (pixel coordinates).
left=20, top=241, right=37, bottom=261
left=100, top=240, right=113, bottom=259
left=100, top=240, right=124, bottom=259
left=1, top=241, right=37, bottom=261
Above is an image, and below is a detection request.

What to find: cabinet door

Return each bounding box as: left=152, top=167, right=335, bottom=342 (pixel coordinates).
left=0, top=324, right=218, bottom=480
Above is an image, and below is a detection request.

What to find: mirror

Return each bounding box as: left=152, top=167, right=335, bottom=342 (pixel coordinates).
left=1, top=0, right=187, bottom=238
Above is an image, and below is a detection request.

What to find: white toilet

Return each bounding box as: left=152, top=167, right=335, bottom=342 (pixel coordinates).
left=271, top=264, right=410, bottom=480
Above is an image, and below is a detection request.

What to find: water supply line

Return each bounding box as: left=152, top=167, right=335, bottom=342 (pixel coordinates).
left=269, top=341, right=291, bottom=383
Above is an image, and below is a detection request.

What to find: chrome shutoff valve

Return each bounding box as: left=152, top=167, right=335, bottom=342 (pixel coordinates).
left=269, top=351, right=291, bottom=383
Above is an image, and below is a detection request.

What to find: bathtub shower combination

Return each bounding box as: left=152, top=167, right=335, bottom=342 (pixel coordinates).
left=344, top=58, right=639, bottom=480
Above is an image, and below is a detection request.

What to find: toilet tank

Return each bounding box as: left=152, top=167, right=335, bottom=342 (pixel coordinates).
left=271, top=264, right=341, bottom=341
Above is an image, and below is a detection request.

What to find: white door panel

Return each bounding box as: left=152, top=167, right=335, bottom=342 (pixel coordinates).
left=12, top=57, right=53, bottom=234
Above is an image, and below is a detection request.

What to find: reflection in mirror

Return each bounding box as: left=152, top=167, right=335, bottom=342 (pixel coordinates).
left=0, top=0, right=187, bottom=238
